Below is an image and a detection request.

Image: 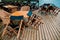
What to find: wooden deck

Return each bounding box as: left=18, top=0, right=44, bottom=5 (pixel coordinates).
left=20, top=13, right=60, bottom=40
left=1, top=11, right=60, bottom=40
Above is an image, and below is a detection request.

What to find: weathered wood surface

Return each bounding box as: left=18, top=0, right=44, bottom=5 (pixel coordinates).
left=0, top=10, right=60, bottom=40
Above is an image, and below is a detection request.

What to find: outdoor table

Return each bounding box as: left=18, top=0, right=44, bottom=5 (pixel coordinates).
left=3, top=5, right=18, bottom=13
left=10, top=10, right=32, bottom=39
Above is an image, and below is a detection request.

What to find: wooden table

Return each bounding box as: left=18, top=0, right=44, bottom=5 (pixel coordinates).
left=3, top=5, right=18, bottom=13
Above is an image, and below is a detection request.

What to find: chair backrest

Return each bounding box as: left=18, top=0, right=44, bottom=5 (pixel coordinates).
left=0, top=10, right=10, bottom=24
left=0, top=10, right=10, bottom=17
left=21, top=6, right=30, bottom=11
left=1, top=17, right=10, bottom=25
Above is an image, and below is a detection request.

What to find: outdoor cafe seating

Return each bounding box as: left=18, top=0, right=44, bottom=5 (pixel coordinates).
left=1, top=5, right=44, bottom=40
left=1, top=6, right=32, bottom=39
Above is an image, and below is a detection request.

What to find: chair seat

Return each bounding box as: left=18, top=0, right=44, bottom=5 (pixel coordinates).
left=10, top=16, right=23, bottom=20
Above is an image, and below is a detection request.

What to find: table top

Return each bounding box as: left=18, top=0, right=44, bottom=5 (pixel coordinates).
left=3, top=5, right=18, bottom=9
left=11, top=11, right=29, bottom=18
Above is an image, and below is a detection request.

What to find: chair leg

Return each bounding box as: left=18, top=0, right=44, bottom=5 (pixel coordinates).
left=1, top=24, right=8, bottom=37
left=17, top=20, right=23, bottom=39
left=8, top=26, right=18, bottom=35
left=19, top=26, right=25, bottom=39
